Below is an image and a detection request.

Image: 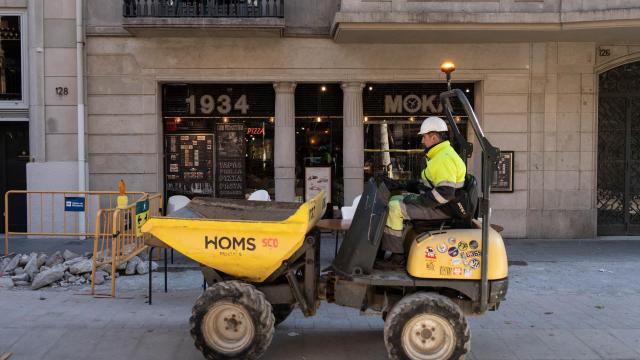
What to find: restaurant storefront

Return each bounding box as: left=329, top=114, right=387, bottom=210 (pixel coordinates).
left=161, top=82, right=474, bottom=212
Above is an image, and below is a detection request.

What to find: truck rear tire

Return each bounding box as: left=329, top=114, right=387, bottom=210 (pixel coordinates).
left=190, top=281, right=275, bottom=360
left=384, top=292, right=470, bottom=360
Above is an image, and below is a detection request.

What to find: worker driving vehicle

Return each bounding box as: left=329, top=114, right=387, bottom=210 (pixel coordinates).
left=379, top=115, right=470, bottom=267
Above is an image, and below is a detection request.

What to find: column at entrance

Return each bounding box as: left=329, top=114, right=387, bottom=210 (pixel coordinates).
left=273, top=82, right=297, bottom=201
left=341, top=82, right=365, bottom=205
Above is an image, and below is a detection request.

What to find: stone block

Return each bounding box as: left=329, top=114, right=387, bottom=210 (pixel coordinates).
left=557, top=112, right=580, bottom=132
left=531, top=43, right=546, bottom=75
left=544, top=112, right=556, bottom=132
left=557, top=151, right=580, bottom=171
left=531, top=77, right=545, bottom=93
left=490, top=209, right=526, bottom=238
left=556, top=171, right=580, bottom=190
left=484, top=75, right=529, bottom=94
left=44, top=48, right=77, bottom=77
left=87, top=55, right=141, bottom=76
left=491, top=191, right=527, bottom=210
left=557, top=94, right=580, bottom=113
left=581, top=94, right=595, bottom=114
left=89, top=174, right=160, bottom=193
left=483, top=114, right=528, bottom=133
left=558, top=43, right=595, bottom=67
left=514, top=152, right=528, bottom=172
left=543, top=171, right=556, bottom=190
left=545, top=74, right=558, bottom=94
left=530, top=171, right=543, bottom=190
left=557, top=73, right=581, bottom=93
left=88, top=76, right=146, bottom=95
left=581, top=112, right=595, bottom=132
left=514, top=171, right=528, bottom=191
left=87, top=95, right=157, bottom=115
left=45, top=0, right=75, bottom=19
left=545, top=152, right=557, bottom=171
left=543, top=190, right=560, bottom=208
left=45, top=134, right=77, bottom=161
left=581, top=73, right=595, bottom=93
left=530, top=94, right=545, bottom=113
left=46, top=106, right=77, bottom=134
left=544, top=134, right=556, bottom=152
left=557, top=132, right=580, bottom=151
left=531, top=113, right=544, bottom=132
left=486, top=133, right=528, bottom=152
left=89, top=154, right=158, bottom=174
left=44, top=19, right=76, bottom=48
left=544, top=93, right=557, bottom=113
left=484, top=95, right=528, bottom=114
left=529, top=190, right=543, bottom=209
left=45, top=77, right=77, bottom=106
left=580, top=171, right=594, bottom=190
left=546, top=43, right=558, bottom=73
left=89, top=134, right=158, bottom=155
left=559, top=190, right=592, bottom=209
left=88, top=115, right=158, bottom=135
left=540, top=210, right=596, bottom=238
left=525, top=209, right=543, bottom=237
left=530, top=151, right=543, bottom=171
left=531, top=132, right=543, bottom=151
left=580, top=133, right=594, bottom=152
left=580, top=152, right=595, bottom=172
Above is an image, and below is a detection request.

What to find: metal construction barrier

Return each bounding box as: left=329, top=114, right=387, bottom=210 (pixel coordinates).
left=3, top=190, right=146, bottom=256
left=91, top=193, right=163, bottom=297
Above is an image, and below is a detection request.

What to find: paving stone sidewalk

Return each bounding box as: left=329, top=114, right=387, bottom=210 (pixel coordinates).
left=1, top=239, right=639, bottom=360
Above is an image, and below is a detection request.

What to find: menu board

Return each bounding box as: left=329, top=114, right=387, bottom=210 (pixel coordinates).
left=216, top=123, right=246, bottom=198
left=491, top=151, right=514, bottom=193
left=165, top=134, right=215, bottom=197
left=305, top=167, right=331, bottom=202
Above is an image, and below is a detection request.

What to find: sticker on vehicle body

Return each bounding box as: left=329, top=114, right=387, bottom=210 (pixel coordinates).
left=448, top=247, right=459, bottom=257
left=469, top=240, right=479, bottom=249
left=469, top=259, right=481, bottom=269
left=452, top=258, right=462, bottom=266
left=437, top=243, right=448, bottom=253
left=457, top=241, right=469, bottom=251
left=425, top=247, right=437, bottom=260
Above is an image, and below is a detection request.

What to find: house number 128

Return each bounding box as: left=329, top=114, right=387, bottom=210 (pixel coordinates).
left=55, top=87, right=69, bottom=96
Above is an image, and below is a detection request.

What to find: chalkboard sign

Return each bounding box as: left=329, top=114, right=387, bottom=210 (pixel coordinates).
left=491, top=151, right=514, bottom=193
left=216, top=123, right=246, bottom=198
left=165, top=134, right=215, bottom=197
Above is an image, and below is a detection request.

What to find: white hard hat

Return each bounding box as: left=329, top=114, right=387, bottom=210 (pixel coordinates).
left=418, top=116, right=448, bottom=135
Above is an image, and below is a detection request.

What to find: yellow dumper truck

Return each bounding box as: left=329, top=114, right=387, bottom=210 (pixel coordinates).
left=142, top=66, right=509, bottom=360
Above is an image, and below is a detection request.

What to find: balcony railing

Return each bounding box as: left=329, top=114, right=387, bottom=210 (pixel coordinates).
left=123, top=0, right=284, bottom=18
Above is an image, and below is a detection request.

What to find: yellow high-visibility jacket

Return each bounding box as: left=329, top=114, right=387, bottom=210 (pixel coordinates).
left=412, top=140, right=466, bottom=208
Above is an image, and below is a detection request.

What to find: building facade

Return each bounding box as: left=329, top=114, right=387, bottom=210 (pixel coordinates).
left=3, top=0, right=640, bottom=238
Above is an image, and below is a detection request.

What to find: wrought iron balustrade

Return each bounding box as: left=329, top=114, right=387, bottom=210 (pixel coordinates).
left=123, top=0, right=284, bottom=18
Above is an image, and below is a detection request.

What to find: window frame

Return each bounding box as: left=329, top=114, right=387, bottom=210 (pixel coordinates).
left=0, top=11, right=28, bottom=110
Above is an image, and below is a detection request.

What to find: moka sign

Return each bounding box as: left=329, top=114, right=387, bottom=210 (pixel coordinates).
left=384, top=94, right=444, bottom=114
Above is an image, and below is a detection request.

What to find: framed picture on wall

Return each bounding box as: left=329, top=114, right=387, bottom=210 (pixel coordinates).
left=304, top=167, right=332, bottom=202
left=491, top=151, right=514, bottom=193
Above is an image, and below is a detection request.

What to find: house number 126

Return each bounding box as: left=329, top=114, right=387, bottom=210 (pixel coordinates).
left=55, top=87, right=69, bottom=96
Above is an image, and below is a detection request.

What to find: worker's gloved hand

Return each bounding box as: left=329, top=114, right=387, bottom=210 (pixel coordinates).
left=405, top=180, right=420, bottom=194
left=381, top=176, right=404, bottom=191
left=402, top=193, right=422, bottom=205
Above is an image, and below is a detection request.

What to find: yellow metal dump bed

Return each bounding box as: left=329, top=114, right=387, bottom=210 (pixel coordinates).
left=141, top=192, right=326, bottom=282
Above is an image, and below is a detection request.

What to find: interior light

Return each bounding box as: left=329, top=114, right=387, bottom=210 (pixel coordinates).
left=364, top=116, right=368, bottom=122
left=316, top=117, right=322, bottom=122
left=223, top=117, right=229, bottom=123
left=175, top=117, right=182, bottom=124
left=409, top=117, right=415, bottom=122
left=465, top=88, right=470, bottom=93
left=368, top=86, right=373, bottom=91
left=321, top=86, right=327, bottom=92
left=269, top=117, right=274, bottom=123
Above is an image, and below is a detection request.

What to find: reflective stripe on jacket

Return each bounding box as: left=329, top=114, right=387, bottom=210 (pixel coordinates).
left=411, top=140, right=466, bottom=208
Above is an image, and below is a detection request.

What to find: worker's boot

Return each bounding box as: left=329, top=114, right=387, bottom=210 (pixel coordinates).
left=375, top=253, right=406, bottom=270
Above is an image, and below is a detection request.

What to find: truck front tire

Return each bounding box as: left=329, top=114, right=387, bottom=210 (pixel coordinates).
left=190, top=281, right=275, bottom=360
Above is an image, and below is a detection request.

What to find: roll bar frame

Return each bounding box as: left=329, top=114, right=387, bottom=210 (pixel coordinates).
left=439, top=89, right=500, bottom=313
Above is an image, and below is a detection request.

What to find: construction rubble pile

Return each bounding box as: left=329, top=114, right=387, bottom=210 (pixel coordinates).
left=0, top=250, right=158, bottom=290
